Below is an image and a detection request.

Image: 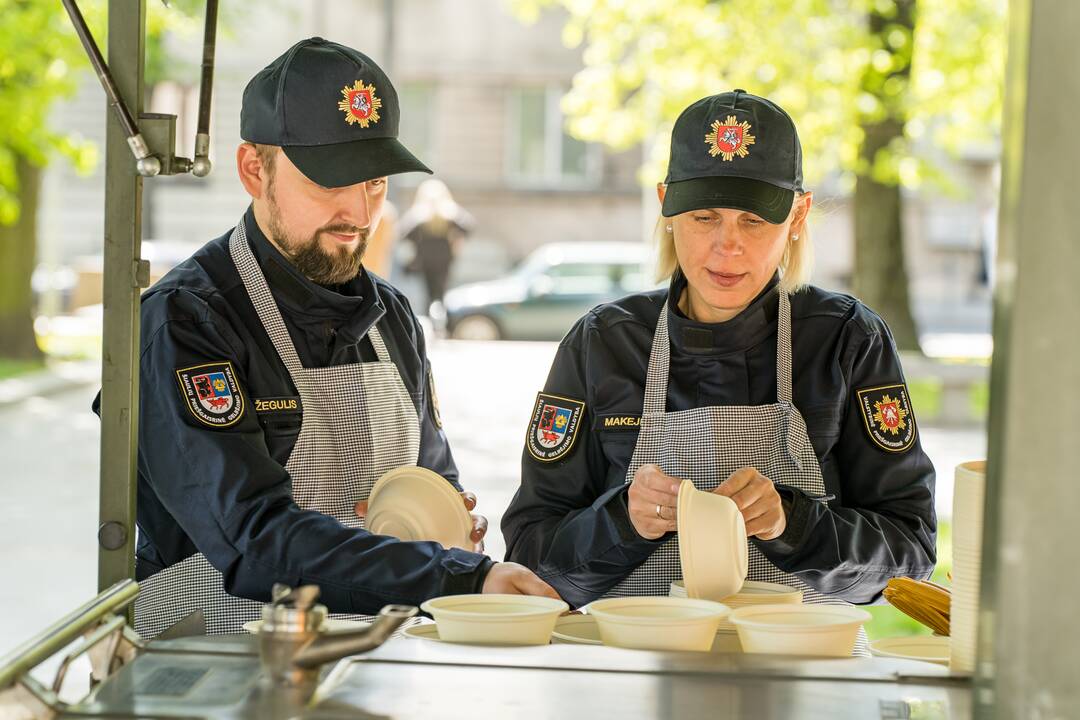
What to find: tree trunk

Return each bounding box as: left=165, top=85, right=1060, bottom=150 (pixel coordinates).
left=852, top=0, right=922, bottom=353
left=0, top=156, right=44, bottom=362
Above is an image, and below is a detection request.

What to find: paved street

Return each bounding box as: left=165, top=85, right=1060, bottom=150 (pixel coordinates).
left=0, top=338, right=984, bottom=669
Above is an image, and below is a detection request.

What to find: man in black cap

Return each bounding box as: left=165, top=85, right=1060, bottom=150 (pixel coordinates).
left=102, top=38, right=558, bottom=637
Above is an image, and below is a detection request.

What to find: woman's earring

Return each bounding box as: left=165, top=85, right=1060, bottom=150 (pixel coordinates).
left=666, top=225, right=673, bottom=233
left=791, top=233, right=800, bottom=242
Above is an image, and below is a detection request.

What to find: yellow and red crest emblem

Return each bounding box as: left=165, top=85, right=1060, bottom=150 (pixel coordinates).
left=872, top=394, right=909, bottom=435
left=338, top=81, right=382, bottom=128
left=705, top=115, right=756, bottom=161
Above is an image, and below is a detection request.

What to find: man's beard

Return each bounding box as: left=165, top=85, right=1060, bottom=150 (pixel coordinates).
left=265, top=190, right=369, bottom=286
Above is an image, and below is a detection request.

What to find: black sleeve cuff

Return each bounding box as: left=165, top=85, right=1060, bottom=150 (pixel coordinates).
left=755, top=486, right=813, bottom=556
left=606, top=484, right=668, bottom=548
left=437, top=550, right=494, bottom=599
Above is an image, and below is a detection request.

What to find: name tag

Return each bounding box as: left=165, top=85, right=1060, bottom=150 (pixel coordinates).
left=253, top=396, right=302, bottom=414
left=597, top=414, right=641, bottom=431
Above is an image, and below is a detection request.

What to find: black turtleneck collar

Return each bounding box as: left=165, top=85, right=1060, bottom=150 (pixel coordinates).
left=667, top=269, right=780, bottom=355
left=241, top=205, right=384, bottom=325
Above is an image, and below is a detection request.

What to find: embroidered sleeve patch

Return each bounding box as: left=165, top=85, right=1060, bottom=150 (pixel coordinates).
left=427, top=366, right=443, bottom=430
left=176, top=361, right=246, bottom=428
left=526, top=392, right=585, bottom=462
left=856, top=384, right=917, bottom=453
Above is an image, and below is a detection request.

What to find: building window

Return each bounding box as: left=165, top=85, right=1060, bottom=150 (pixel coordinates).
left=398, top=81, right=436, bottom=179
left=506, top=86, right=600, bottom=188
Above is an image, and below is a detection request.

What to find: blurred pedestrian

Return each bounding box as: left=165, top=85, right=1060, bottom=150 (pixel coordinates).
left=399, top=179, right=474, bottom=318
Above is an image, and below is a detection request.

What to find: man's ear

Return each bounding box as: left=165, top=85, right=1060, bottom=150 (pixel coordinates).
left=237, top=143, right=270, bottom=200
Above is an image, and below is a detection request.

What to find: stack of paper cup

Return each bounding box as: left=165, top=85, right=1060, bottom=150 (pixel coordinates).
left=950, top=460, right=986, bottom=673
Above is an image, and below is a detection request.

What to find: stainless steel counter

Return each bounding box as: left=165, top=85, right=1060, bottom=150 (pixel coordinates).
left=63, top=634, right=973, bottom=719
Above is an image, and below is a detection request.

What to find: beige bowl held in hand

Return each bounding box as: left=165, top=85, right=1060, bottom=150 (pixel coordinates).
left=366, top=466, right=473, bottom=550
left=677, top=480, right=748, bottom=601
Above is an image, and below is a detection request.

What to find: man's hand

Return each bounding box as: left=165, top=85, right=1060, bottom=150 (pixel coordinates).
left=355, top=490, right=488, bottom=552
left=460, top=491, right=488, bottom=552
left=712, top=467, right=787, bottom=540
left=482, top=562, right=561, bottom=599
left=627, top=464, right=681, bottom=540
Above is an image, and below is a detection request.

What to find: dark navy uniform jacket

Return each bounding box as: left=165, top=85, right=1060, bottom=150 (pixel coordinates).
left=94, top=207, right=491, bottom=613
left=502, top=272, right=936, bottom=608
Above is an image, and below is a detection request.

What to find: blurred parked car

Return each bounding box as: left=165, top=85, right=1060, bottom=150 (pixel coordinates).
left=444, top=241, right=656, bottom=341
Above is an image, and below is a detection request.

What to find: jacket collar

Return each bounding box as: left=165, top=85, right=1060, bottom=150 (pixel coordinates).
left=241, top=205, right=386, bottom=337
left=666, top=269, right=780, bottom=355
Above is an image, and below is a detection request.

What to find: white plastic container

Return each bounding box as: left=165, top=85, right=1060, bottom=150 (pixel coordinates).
left=729, top=604, right=871, bottom=657
left=419, top=594, right=567, bottom=645
left=870, top=635, right=950, bottom=665
left=587, top=596, right=731, bottom=652
left=676, top=481, right=748, bottom=601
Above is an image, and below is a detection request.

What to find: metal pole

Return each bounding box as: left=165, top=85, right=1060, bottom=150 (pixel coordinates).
left=978, top=0, right=1080, bottom=715
left=98, top=0, right=147, bottom=595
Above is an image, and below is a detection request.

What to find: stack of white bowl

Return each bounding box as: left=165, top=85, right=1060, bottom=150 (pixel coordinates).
left=950, top=460, right=986, bottom=673
left=671, top=579, right=802, bottom=645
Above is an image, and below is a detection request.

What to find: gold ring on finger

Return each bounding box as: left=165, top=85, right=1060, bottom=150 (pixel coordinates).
left=655, top=503, right=663, bottom=519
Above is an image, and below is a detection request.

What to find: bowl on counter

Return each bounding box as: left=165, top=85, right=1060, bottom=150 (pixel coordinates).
left=729, top=604, right=871, bottom=657
left=419, top=594, right=568, bottom=645
left=587, top=596, right=731, bottom=652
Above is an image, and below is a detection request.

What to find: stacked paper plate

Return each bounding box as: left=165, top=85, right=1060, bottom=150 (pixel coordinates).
left=671, top=580, right=802, bottom=636
left=950, top=460, right=985, bottom=673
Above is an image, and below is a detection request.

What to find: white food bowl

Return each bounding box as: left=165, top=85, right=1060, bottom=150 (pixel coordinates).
left=729, top=604, right=871, bottom=657
left=587, top=596, right=731, bottom=652
left=419, top=594, right=568, bottom=645
left=366, top=466, right=473, bottom=549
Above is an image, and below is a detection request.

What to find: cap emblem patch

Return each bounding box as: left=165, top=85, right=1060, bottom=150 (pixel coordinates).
left=338, top=80, right=382, bottom=127
left=706, top=115, right=756, bottom=161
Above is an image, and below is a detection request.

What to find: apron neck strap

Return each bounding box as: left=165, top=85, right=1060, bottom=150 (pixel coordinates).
left=228, top=223, right=395, bottom=386
left=642, top=286, right=794, bottom=415
left=229, top=223, right=305, bottom=378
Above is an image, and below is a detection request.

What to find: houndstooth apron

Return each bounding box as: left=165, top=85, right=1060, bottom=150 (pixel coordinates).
left=605, top=289, right=869, bottom=655
left=134, top=221, right=421, bottom=637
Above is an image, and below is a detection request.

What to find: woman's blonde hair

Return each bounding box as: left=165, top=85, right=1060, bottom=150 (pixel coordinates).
left=654, top=193, right=814, bottom=294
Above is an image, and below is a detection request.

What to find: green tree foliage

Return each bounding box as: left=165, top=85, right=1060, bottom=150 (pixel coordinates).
left=0, top=0, right=203, bottom=360
left=511, top=0, right=1006, bottom=349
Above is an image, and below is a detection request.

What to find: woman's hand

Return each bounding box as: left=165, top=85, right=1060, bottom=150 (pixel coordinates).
left=713, top=467, right=787, bottom=540
left=627, top=464, right=681, bottom=540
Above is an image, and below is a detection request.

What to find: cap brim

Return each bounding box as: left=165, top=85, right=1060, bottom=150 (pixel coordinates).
left=661, top=176, right=794, bottom=223
left=282, top=138, right=432, bottom=188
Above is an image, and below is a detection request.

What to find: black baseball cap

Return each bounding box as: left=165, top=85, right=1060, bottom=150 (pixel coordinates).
left=662, top=89, right=803, bottom=223
left=240, top=37, right=431, bottom=187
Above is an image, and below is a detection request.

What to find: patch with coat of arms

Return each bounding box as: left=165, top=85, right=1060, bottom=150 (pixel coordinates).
left=176, top=361, right=245, bottom=428
left=526, top=392, right=585, bottom=462
left=856, top=383, right=917, bottom=453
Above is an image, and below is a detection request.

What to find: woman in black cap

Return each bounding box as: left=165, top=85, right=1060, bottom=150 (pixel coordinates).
left=501, top=90, right=936, bottom=653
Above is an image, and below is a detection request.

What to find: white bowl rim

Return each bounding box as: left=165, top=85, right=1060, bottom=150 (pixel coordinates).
left=729, top=603, right=871, bottom=630
left=588, top=596, right=731, bottom=624
left=420, top=593, right=568, bottom=619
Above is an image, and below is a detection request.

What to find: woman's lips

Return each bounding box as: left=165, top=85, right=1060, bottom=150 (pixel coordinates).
left=706, top=270, right=747, bottom=288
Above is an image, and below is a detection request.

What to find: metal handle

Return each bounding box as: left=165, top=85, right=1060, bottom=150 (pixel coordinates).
left=0, top=580, right=139, bottom=690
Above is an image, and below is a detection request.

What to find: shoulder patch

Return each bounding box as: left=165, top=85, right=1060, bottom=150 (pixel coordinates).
left=526, top=392, right=585, bottom=462
left=856, top=384, right=916, bottom=453
left=427, top=366, right=443, bottom=429
left=176, top=361, right=245, bottom=428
